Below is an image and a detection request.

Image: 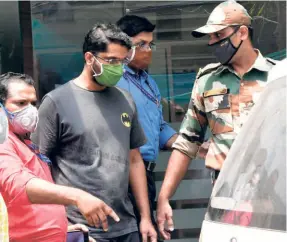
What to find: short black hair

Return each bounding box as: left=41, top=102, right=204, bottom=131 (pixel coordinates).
left=83, top=23, right=132, bottom=54
left=116, top=15, right=155, bottom=37
left=0, top=72, right=35, bottom=104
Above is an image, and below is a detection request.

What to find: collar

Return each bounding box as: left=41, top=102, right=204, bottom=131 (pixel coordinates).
left=123, top=65, right=149, bottom=79
left=267, top=58, right=286, bottom=82
left=215, top=49, right=272, bottom=76
left=248, top=49, right=273, bottom=72
left=214, top=64, right=234, bottom=75
left=124, top=65, right=136, bottom=75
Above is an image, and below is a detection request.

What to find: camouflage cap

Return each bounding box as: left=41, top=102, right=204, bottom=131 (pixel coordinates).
left=192, top=0, right=252, bottom=38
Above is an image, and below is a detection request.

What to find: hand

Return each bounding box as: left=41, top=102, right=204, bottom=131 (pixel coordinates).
left=76, top=191, right=120, bottom=232
left=140, top=218, right=157, bottom=242
left=156, top=198, right=174, bottom=240
left=67, top=224, right=96, bottom=242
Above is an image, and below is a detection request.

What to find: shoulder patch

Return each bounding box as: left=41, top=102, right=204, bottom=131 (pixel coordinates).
left=196, top=62, right=222, bottom=80
left=203, top=88, right=229, bottom=97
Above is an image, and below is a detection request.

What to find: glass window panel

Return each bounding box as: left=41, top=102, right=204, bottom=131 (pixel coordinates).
left=30, top=1, right=286, bottom=240
left=0, top=1, right=23, bottom=74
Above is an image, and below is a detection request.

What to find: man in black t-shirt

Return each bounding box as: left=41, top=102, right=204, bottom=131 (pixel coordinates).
left=32, top=24, right=157, bottom=242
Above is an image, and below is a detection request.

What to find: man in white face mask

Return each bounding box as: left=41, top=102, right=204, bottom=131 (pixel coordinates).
left=0, top=72, right=121, bottom=242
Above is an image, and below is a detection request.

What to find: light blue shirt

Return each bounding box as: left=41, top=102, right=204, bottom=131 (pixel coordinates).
left=117, top=66, right=176, bottom=162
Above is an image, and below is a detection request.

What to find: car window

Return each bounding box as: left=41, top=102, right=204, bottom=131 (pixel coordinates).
left=206, top=75, right=286, bottom=232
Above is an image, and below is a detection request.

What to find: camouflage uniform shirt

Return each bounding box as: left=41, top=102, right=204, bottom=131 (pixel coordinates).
left=173, top=50, right=276, bottom=170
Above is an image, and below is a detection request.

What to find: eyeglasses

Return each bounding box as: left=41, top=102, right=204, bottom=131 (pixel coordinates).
left=94, top=55, right=124, bottom=65
left=134, top=42, right=156, bottom=51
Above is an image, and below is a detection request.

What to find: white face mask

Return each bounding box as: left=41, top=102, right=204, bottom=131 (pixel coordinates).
left=3, top=104, right=39, bottom=135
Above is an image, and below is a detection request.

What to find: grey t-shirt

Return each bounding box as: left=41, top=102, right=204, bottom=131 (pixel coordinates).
left=32, top=81, right=146, bottom=239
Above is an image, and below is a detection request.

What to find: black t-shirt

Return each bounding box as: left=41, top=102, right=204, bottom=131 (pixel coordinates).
left=32, top=81, right=146, bottom=239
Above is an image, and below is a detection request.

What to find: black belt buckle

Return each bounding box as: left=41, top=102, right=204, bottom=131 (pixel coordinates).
left=144, top=161, right=156, bottom=172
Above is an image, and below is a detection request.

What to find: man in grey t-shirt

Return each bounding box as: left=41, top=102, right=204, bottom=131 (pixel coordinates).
left=32, top=24, right=157, bottom=242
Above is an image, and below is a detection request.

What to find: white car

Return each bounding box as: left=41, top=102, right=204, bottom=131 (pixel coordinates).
left=200, top=59, right=287, bottom=242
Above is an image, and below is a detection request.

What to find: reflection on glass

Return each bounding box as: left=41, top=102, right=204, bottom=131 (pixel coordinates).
left=207, top=75, right=286, bottom=232
left=0, top=1, right=23, bottom=74
left=30, top=1, right=286, bottom=240
left=31, top=1, right=286, bottom=123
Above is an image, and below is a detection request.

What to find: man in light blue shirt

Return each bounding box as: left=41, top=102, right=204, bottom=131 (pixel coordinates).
left=117, top=15, right=177, bottom=240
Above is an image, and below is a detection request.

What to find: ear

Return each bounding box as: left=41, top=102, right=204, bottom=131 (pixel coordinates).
left=238, top=26, right=249, bottom=41
left=84, top=52, right=94, bottom=65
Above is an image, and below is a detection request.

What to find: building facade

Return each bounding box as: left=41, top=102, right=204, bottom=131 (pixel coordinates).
left=0, top=1, right=286, bottom=241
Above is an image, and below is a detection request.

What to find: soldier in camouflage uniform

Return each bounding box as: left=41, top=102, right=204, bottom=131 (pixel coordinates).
left=156, top=1, right=277, bottom=240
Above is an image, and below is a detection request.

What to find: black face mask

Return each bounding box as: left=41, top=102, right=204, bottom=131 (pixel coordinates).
left=209, top=27, right=243, bottom=65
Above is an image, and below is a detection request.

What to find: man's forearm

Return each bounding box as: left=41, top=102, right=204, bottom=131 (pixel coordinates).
left=129, top=149, right=151, bottom=219
left=26, top=178, right=82, bottom=206
left=158, top=149, right=191, bottom=200
left=164, top=134, right=178, bottom=150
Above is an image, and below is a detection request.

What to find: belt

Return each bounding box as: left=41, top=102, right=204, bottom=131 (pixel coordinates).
left=144, top=161, right=156, bottom=172
left=214, top=170, right=220, bottom=179
left=211, top=169, right=220, bottom=183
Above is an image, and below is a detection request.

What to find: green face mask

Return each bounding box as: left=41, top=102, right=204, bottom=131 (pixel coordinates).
left=92, top=58, right=123, bottom=87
